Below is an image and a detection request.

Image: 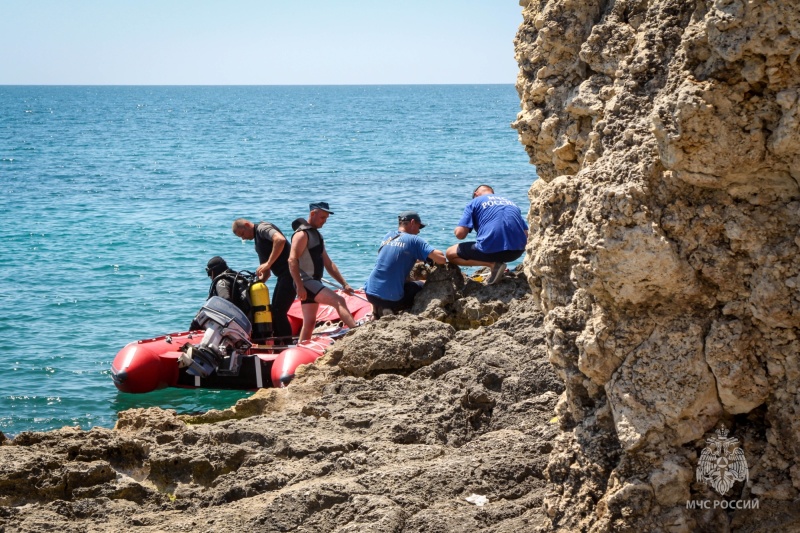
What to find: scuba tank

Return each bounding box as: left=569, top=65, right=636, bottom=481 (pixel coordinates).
left=249, top=280, right=273, bottom=343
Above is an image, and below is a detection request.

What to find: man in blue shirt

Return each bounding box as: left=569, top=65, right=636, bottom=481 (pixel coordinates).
left=365, top=211, right=446, bottom=317
left=446, top=185, right=528, bottom=285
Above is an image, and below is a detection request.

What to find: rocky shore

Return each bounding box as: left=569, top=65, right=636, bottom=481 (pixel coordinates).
left=0, top=267, right=564, bottom=532
left=4, top=1, right=799, bottom=531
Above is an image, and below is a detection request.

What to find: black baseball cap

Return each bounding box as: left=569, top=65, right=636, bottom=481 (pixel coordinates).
left=398, top=211, right=426, bottom=228
left=309, top=201, right=334, bottom=214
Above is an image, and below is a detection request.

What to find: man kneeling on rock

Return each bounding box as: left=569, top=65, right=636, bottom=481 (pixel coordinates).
left=364, top=211, right=446, bottom=318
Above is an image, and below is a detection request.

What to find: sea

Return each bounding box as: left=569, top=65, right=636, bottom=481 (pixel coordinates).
left=0, top=85, right=538, bottom=437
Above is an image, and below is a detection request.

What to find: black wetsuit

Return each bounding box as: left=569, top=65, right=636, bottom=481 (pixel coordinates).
left=253, top=222, right=295, bottom=339
left=189, top=270, right=238, bottom=331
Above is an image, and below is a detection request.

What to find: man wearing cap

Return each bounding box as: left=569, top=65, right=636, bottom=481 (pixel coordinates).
left=446, top=185, right=528, bottom=285
left=364, top=211, right=446, bottom=317
left=289, top=202, right=358, bottom=342
left=231, top=218, right=294, bottom=339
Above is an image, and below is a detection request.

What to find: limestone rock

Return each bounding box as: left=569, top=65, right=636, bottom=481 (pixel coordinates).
left=329, top=314, right=455, bottom=377
left=606, top=321, right=722, bottom=450
left=513, top=0, right=800, bottom=529
left=413, top=263, right=531, bottom=330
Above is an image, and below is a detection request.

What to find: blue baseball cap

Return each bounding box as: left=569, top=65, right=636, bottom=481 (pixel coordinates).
left=398, top=211, right=426, bottom=228
left=309, top=201, right=334, bottom=214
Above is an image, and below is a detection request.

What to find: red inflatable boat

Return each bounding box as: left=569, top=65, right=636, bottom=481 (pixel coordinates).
left=111, top=289, right=371, bottom=394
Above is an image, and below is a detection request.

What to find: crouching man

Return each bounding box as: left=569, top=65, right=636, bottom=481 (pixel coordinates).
left=364, top=211, right=446, bottom=318
left=446, top=185, right=528, bottom=285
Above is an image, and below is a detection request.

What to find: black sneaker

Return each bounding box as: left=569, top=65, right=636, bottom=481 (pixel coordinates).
left=487, top=262, right=507, bottom=285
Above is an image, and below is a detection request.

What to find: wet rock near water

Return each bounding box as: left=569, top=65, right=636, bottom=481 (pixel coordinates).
left=0, top=266, right=560, bottom=532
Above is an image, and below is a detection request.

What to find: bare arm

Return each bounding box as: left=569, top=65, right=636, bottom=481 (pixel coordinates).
left=322, top=249, right=353, bottom=294
left=454, top=226, right=470, bottom=240
left=428, top=249, right=446, bottom=265
left=288, top=232, right=308, bottom=301
left=255, top=232, right=287, bottom=281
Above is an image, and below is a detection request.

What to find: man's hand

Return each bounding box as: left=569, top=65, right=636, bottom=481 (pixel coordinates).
left=342, top=283, right=354, bottom=295
left=256, top=264, right=271, bottom=281
left=296, top=285, right=307, bottom=301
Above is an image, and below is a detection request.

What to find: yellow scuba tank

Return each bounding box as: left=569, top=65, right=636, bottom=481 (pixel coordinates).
left=249, top=281, right=273, bottom=343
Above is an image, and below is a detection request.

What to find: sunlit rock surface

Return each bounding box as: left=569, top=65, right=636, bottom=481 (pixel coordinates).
left=513, top=0, right=800, bottom=530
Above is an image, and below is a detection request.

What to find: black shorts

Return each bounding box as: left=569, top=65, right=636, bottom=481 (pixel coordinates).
left=366, top=281, right=423, bottom=317
left=297, top=278, right=325, bottom=304
left=456, top=242, right=524, bottom=263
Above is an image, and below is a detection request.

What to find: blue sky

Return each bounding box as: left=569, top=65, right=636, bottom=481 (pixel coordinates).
left=2, top=1, right=523, bottom=85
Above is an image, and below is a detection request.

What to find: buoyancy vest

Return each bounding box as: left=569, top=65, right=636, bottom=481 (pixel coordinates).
left=293, top=222, right=325, bottom=281
left=209, top=270, right=252, bottom=316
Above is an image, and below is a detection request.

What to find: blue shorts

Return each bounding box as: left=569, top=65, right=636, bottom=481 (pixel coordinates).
left=456, top=242, right=524, bottom=263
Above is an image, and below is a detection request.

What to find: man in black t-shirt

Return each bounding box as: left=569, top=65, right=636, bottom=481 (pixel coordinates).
left=232, top=218, right=295, bottom=339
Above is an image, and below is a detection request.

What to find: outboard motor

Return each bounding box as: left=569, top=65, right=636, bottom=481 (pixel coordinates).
left=179, top=296, right=252, bottom=378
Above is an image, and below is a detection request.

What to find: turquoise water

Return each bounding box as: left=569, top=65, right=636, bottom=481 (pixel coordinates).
left=0, top=85, right=537, bottom=436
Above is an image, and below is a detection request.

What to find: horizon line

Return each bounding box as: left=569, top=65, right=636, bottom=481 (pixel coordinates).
left=0, top=82, right=516, bottom=87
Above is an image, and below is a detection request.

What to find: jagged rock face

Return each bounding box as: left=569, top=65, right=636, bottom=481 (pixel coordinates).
left=329, top=315, right=456, bottom=378
left=513, top=0, right=800, bottom=530
left=413, top=264, right=534, bottom=329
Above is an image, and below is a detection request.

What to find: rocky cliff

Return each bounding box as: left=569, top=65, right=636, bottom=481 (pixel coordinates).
left=513, top=0, right=800, bottom=531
